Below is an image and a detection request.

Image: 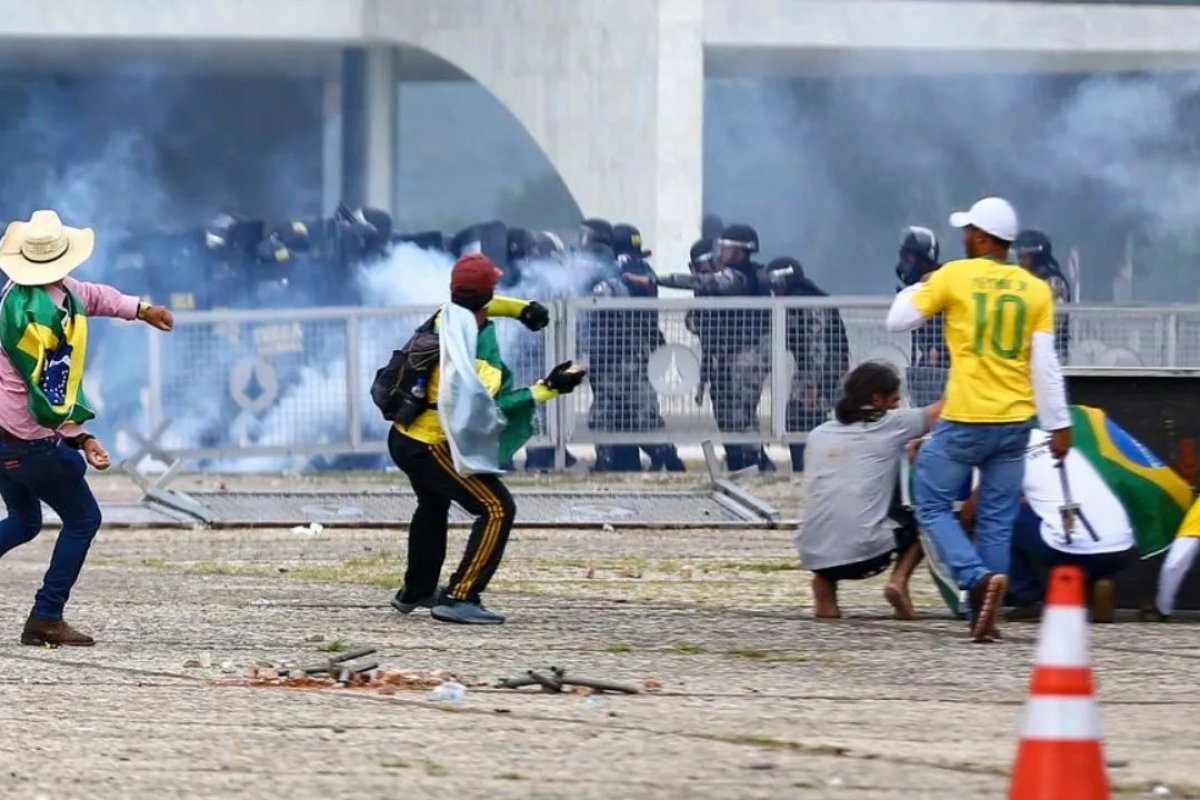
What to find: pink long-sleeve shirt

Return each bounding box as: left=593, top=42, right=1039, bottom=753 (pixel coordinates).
left=0, top=277, right=140, bottom=441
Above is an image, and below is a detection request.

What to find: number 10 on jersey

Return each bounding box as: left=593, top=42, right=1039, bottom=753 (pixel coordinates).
left=972, top=292, right=1028, bottom=359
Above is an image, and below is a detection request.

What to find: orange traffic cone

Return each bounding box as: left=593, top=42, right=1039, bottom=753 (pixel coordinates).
left=1009, top=565, right=1110, bottom=800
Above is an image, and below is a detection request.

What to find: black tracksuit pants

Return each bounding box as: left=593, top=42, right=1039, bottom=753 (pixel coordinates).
left=388, top=429, right=516, bottom=603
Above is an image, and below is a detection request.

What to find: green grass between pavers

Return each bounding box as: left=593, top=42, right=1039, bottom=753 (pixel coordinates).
left=606, top=643, right=633, bottom=654
left=497, top=772, right=526, bottom=781
left=317, top=637, right=349, bottom=653
left=95, top=553, right=947, bottom=613
left=423, top=760, right=449, bottom=777
left=673, top=642, right=708, bottom=655
left=380, top=760, right=410, bottom=770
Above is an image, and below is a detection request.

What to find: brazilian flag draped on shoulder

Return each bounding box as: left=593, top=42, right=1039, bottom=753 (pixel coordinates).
left=435, top=303, right=539, bottom=474
left=1066, top=405, right=1191, bottom=558
left=0, top=282, right=93, bottom=428
left=476, top=322, right=538, bottom=463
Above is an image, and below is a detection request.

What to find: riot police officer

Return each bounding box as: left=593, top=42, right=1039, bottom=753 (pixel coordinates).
left=896, top=226, right=948, bottom=406
left=504, top=224, right=581, bottom=472
left=767, top=258, right=849, bottom=472
left=656, top=224, right=773, bottom=472
left=1014, top=229, right=1072, bottom=361
left=607, top=224, right=685, bottom=472
left=578, top=218, right=643, bottom=472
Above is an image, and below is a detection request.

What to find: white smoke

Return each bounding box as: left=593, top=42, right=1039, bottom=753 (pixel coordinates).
left=707, top=69, right=1200, bottom=302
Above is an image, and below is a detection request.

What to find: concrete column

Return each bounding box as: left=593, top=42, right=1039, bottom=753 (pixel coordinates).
left=321, top=78, right=343, bottom=216
left=654, top=0, right=705, bottom=275
left=340, top=46, right=397, bottom=214
left=363, top=46, right=397, bottom=214
left=340, top=48, right=366, bottom=208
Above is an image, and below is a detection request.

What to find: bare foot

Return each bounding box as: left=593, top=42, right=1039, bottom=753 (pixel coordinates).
left=883, top=584, right=917, bottom=621
left=812, top=575, right=842, bottom=619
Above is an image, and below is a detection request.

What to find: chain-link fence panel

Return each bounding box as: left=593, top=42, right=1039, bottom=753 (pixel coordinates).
left=1060, top=307, right=1168, bottom=367
left=88, top=319, right=155, bottom=459
left=566, top=298, right=779, bottom=445
left=154, top=311, right=350, bottom=458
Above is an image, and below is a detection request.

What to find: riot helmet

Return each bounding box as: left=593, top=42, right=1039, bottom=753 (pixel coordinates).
left=896, top=226, right=940, bottom=287
left=576, top=217, right=614, bottom=256
left=612, top=223, right=651, bottom=259
left=689, top=238, right=714, bottom=273
left=205, top=213, right=238, bottom=251
left=503, top=226, right=537, bottom=288
left=533, top=230, right=565, bottom=260
left=714, top=224, right=759, bottom=269
left=766, top=256, right=805, bottom=293
left=1013, top=229, right=1058, bottom=275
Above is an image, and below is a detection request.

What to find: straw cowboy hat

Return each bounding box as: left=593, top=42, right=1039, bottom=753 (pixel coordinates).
left=0, top=210, right=95, bottom=287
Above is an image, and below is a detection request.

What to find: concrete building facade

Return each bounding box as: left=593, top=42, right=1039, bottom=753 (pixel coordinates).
left=1, top=0, right=1199, bottom=269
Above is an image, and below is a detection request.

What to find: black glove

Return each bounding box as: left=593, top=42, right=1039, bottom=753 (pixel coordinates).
left=543, top=360, right=587, bottom=394
left=518, top=301, right=550, bottom=331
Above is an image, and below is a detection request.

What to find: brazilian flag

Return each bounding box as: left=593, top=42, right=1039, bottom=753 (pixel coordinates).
left=476, top=321, right=538, bottom=464
left=914, top=405, right=1192, bottom=616
left=1069, top=405, right=1191, bottom=558
left=0, top=284, right=94, bottom=428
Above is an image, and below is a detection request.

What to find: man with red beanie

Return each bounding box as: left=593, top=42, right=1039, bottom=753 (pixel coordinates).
left=388, top=253, right=586, bottom=624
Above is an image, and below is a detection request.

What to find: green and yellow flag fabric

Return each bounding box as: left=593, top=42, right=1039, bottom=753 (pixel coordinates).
left=1069, top=405, right=1191, bottom=558
left=0, top=283, right=93, bottom=428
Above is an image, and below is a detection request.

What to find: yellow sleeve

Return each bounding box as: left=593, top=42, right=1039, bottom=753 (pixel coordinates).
left=475, top=360, right=504, bottom=396
left=910, top=263, right=952, bottom=317
left=486, top=295, right=528, bottom=319
left=531, top=383, right=559, bottom=402
left=1031, top=284, right=1055, bottom=335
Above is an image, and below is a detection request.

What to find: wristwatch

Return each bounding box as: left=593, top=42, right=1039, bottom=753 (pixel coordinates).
left=137, top=301, right=150, bottom=320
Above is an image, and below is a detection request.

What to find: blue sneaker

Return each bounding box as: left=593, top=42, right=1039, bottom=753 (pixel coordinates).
left=431, top=599, right=506, bottom=625
left=390, top=587, right=438, bottom=615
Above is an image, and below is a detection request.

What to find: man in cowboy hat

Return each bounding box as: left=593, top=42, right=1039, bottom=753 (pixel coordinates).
left=0, top=209, right=173, bottom=646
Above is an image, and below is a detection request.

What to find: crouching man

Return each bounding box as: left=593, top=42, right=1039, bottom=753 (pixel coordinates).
left=0, top=210, right=173, bottom=645
left=796, top=362, right=941, bottom=619
left=388, top=254, right=585, bottom=625
left=961, top=424, right=1135, bottom=623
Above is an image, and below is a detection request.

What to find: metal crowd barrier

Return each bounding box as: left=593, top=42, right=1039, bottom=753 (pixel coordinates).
left=87, top=298, right=1200, bottom=467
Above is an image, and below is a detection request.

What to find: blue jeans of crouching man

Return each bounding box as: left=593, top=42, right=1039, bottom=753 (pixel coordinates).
left=915, top=419, right=1030, bottom=590
left=0, top=438, right=102, bottom=619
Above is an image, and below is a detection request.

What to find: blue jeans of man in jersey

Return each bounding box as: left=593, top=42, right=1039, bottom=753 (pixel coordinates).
left=915, top=420, right=1031, bottom=590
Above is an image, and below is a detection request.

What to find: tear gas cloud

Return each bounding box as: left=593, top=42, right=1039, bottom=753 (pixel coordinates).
left=706, top=68, right=1200, bottom=303
left=8, top=58, right=1200, bottom=468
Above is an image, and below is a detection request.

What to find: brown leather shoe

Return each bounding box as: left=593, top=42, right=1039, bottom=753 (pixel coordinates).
left=21, top=614, right=95, bottom=647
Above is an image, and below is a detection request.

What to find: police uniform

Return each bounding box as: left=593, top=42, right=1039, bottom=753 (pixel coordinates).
left=1015, top=230, right=1072, bottom=362
left=659, top=225, right=772, bottom=472
left=767, top=259, right=850, bottom=472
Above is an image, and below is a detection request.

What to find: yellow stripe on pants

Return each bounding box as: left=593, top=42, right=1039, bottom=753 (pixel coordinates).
left=429, top=443, right=504, bottom=600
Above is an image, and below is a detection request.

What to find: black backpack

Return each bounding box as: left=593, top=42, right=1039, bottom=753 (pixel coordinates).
left=371, top=313, right=440, bottom=425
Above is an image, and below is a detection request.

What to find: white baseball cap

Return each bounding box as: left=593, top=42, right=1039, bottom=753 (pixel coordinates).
left=949, top=197, right=1018, bottom=243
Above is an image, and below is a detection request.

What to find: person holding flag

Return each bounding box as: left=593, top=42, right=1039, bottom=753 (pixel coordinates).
left=0, top=210, right=174, bottom=646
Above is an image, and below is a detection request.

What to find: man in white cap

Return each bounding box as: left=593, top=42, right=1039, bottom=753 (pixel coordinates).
left=0, top=210, right=173, bottom=646
left=886, top=197, right=1071, bottom=642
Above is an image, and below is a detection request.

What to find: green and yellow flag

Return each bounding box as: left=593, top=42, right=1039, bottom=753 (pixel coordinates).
left=0, top=283, right=93, bottom=428
left=1069, top=405, right=1191, bottom=558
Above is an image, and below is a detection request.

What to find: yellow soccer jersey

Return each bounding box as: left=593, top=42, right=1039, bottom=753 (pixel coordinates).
left=910, top=257, right=1054, bottom=423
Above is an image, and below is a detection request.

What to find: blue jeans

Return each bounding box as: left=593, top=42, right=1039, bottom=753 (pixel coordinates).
left=915, top=419, right=1030, bottom=590
left=1009, top=505, right=1132, bottom=606
left=0, top=438, right=102, bottom=619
